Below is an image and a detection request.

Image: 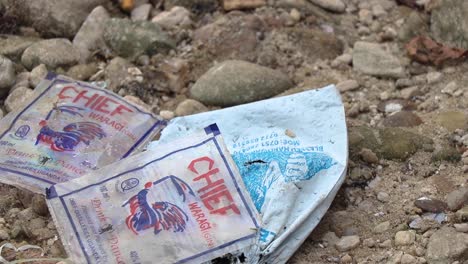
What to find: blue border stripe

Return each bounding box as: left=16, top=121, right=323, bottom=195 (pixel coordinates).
left=60, top=197, right=91, bottom=264
left=0, top=76, right=162, bottom=185
left=57, top=136, right=258, bottom=263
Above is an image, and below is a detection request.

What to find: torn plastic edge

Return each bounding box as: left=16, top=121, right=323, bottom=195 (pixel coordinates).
left=204, top=123, right=221, bottom=136
left=46, top=186, right=58, bottom=199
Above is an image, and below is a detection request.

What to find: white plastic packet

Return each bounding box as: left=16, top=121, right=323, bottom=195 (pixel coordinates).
left=47, top=124, right=260, bottom=264
left=0, top=73, right=163, bottom=193
left=149, top=85, right=348, bottom=263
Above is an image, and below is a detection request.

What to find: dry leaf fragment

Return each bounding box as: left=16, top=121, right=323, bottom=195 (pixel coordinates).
left=406, top=36, right=468, bottom=66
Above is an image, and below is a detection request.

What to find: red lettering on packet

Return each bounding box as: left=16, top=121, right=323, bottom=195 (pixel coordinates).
left=188, top=156, right=241, bottom=216
left=57, top=86, right=134, bottom=117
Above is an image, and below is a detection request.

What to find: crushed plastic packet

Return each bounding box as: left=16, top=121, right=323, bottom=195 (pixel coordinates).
left=46, top=124, right=260, bottom=264
left=150, top=85, right=348, bottom=263
left=0, top=73, right=163, bottom=193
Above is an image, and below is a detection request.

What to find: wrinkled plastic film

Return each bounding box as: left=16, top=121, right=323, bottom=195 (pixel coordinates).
left=0, top=73, right=163, bottom=193
left=150, top=85, right=348, bottom=263
left=47, top=124, right=260, bottom=264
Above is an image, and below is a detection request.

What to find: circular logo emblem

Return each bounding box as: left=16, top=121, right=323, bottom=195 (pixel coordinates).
left=121, top=178, right=139, bottom=192
left=14, top=125, right=30, bottom=139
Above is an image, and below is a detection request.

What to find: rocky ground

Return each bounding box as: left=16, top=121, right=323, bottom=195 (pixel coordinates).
left=0, top=0, right=467, bottom=263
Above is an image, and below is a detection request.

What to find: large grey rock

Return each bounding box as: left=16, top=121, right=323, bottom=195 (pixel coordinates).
left=103, top=18, right=175, bottom=59
left=426, top=227, right=468, bottom=264
left=0, top=55, right=15, bottom=95
left=190, top=60, right=293, bottom=106
left=353, top=42, right=405, bottom=79
left=21, top=39, right=80, bottom=70
left=4, top=0, right=106, bottom=38
left=0, top=35, right=40, bottom=60
left=431, top=0, right=468, bottom=49
left=73, top=6, right=110, bottom=63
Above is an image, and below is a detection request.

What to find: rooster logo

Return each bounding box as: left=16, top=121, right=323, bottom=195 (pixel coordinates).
left=35, top=106, right=106, bottom=152
left=122, top=176, right=195, bottom=235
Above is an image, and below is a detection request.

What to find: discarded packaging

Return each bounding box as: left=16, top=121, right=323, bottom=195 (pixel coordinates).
left=46, top=124, right=259, bottom=264
left=150, top=85, right=348, bottom=263
left=0, top=73, right=163, bottom=193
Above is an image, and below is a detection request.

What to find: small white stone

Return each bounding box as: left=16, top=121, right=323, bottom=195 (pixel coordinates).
left=427, top=72, right=442, bottom=84
left=395, top=231, right=415, bottom=246
left=377, top=192, right=390, bottom=203
left=159, top=110, right=175, bottom=120
left=131, top=3, right=152, bottom=21
left=290, top=8, right=301, bottom=22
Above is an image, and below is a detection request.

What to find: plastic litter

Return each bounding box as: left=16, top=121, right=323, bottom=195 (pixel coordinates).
left=150, top=85, right=348, bottom=263
left=0, top=73, right=163, bottom=193
left=46, top=124, right=259, bottom=264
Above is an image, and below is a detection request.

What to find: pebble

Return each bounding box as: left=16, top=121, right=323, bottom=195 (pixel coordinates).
left=441, top=81, right=458, bottom=95
left=381, top=111, right=423, bottom=127
left=0, top=35, right=39, bottom=60
left=400, top=86, right=421, bottom=99
left=400, top=253, right=417, bottom=264
left=322, top=231, right=339, bottom=246
left=374, top=221, right=391, bottom=233
left=379, top=239, right=392, bottom=248
left=446, top=187, right=468, bottom=211
left=426, top=72, right=443, bottom=84
left=21, top=39, right=80, bottom=70
left=454, top=223, right=468, bottom=233
left=5, top=87, right=35, bottom=112
left=363, top=238, right=375, bottom=247
left=11, top=72, right=30, bottom=91
left=435, top=111, right=468, bottom=131
left=394, top=231, right=415, bottom=246
left=67, top=63, right=99, bottom=81
left=0, top=56, right=16, bottom=94
left=9, top=0, right=106, bottom=38
left=377, top=192, right=390, bottom=203
left=331, top=53, right=352, bottom=67
left=309, top=0, right=345, bottom=13
left=131, top=3, right=152, bottom=21
left=335, top=235, right=360, bottom=252
left=31, top=195, right=49, bottom=217
left=29, top=64, right=48, bottom=88
left=0, top=229, right=9, bottom=240
left=191, top=60, right=293, bottom=107
left=353, top=42, right=405, bottom=79
left=175, top=99, right=208, bottom=116
left=123, top=95, right=151, bottom=112
left=152, top=6, right=193, bottom=29
left=159, top=110, right=175, bottom=120
left=104, top=18, right=175, bottom=59
left=73, top=6, right=110, bottom=63
left=337, top=80, right=359, bottom=92
left=290, top=8, right=301, bottom=22
left=456, top=205, right=468, bottom=221
left=222, top=0, right=266, bottom=11
left=359, top=148, right=379, bottom=164
left=340, top=254, right=352, bottom=263
left=414, top=197, right=447, bottom=213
